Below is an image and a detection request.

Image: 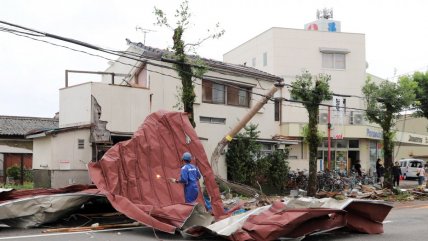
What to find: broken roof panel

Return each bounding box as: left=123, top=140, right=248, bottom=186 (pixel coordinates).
left=88, top=111, right=225, bottom=234
left=185, top=198, right=393, bottom=240
left=0, top=185, right=102, bottom=228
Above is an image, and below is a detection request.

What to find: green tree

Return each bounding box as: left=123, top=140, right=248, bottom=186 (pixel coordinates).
left=290, top=71, right=333, bottom=196
left=154, top=0, right=224, bottom=127
left=401, top=71, right=428, bottom=120
left=362, top=77, right=416, bottom=189
left=226, top=124, right=261, bottom=186
left=266, top=149, right=289, bottom=193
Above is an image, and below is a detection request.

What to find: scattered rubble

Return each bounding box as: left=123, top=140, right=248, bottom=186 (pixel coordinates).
left=1, top=111, right=426, bottom=240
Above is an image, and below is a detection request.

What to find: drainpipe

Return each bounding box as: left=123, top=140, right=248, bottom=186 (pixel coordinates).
left=328, top=106, right=331, bottom=170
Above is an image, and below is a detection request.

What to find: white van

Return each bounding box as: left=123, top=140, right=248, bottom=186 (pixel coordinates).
left=399, top=159, right=425, bottom=179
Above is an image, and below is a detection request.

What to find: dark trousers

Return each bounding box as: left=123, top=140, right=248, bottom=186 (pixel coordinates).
left=393, top=175, right=400, bottom=187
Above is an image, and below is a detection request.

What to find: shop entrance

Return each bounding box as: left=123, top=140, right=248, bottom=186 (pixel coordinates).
left=348, top=151, right=360, bottom=173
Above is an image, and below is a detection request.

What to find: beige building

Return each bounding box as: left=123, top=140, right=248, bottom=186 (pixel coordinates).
left=29, top=17, right=428, bottom=187
left=29, top=42, right=296, bottom=188
left=394, top=117, right=428, bottom=162
left=223, top=18, right=428, bottom=174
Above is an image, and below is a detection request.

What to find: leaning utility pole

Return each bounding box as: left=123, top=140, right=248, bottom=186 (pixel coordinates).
left=210, top=81, right=284, bottom=173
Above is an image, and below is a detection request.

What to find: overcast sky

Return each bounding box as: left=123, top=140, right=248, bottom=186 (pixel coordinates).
left=1, top=0, right=428, bottom=117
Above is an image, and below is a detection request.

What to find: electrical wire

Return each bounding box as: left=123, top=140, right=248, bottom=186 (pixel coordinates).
left=0, top=20, right=368, bottom=99
left=1, top=20, right=418, bottom=116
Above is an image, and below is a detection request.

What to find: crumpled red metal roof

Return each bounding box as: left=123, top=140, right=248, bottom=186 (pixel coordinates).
left=233, top=201, right=348, bottom=241
left=87, top=110, right=393, bottom=239
left=88, top=111, right=225, bottom=233
left=0, top=184, right=98, bottom=203
left=184, top=198, right=393, bottom=240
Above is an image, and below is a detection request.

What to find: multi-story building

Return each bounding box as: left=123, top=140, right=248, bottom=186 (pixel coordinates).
left=29, top=41, right=298, bottom=188
left=29, top=16, right=428, bottom=187
left=223, top=16, right=428, bottom=174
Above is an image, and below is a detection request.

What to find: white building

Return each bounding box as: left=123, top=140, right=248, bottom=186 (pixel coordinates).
left=223, top=17, right=428, bottom=174
left=29, top=41, right=297, bottom=188
left=29, top=16, right=428, bottom=187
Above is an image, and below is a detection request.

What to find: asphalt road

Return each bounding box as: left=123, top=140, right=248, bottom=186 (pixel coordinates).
left=0, top=178, right=426, bottom=241
left=1, top=200, right=427, bottom=241
left=304, top=200, right=428, bottom=241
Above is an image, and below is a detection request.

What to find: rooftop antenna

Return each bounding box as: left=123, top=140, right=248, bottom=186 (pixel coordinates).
left=135, top=26, right=156, bottom=45
left=317, top=8, right=333, bottom=19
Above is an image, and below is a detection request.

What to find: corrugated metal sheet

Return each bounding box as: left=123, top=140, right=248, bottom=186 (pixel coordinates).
left=88, top=111, right=226, bottom=234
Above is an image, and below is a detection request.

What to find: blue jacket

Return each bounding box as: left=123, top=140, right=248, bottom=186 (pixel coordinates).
left=178, top=163, right=201, bottom=203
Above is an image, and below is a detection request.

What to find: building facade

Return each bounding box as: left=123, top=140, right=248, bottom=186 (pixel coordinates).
left=29, top=42, right=297, bottom=188
left=223, top=18, right=428, bottom=175
left=0, top=116, right=58, bottom=183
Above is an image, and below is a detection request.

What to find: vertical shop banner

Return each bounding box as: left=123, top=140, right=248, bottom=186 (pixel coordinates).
left=332, top=96, right=346, bottom=139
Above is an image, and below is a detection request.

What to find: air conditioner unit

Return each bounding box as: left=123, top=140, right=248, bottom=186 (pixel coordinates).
left=350, top=113, right=363, bottom=125
left=319, top=113, right=328, bottom=124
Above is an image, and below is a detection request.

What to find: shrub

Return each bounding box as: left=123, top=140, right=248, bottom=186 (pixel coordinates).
left=6, top=165, right=20, bottom=180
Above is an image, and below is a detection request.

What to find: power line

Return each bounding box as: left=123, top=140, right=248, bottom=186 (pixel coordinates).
left=2, top=20, right=418, bottom=115
left=0, top=20, right=371, bottom=100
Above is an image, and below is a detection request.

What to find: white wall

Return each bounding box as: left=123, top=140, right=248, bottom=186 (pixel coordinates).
left=224, top=27, right=366, bottom=124
left=33, top=129, right=91, bottom=170
left=59, top=83, right=92, bottom=128
left=51, top=129, right=91, bottom=170
left=32, top=136, right=52, bottom=169
left=91, top=83, right=151, bottom=133
left=57, top=51, right=284, bottom=178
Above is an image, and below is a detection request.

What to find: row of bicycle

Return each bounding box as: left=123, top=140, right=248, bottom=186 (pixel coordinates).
left=286, top=169, right=377, bottom=192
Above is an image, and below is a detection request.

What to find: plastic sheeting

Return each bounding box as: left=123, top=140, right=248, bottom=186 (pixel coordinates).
left=88, top=111, right=225, bottom=234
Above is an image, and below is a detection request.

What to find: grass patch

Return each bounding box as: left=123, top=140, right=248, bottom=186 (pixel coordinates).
left=2, top=182, right=34, bottom=190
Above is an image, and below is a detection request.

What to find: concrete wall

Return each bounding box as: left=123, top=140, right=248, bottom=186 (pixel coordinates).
left=33, top=169, right=51, bottom=188
left=33, top=129, right=91, bottom=170
left=59, top=83, right=92, bottom=128
left=55, top=56, right=280, bottom=179
left=224, top=27, right=366, bottom=124
left=50, top=170, right=92, bottom=188
left=32, top=136, right=53, bottom=169
left=32, top=129, right=91, bottom=187
left=33, top=169, right=92, bottom=188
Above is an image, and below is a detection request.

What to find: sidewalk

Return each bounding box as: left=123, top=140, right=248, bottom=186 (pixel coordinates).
left=398, top=179, right=420, bottom=189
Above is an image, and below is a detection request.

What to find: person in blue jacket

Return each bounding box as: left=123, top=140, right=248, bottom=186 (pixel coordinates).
left=169, top=152, right=201, bottom=203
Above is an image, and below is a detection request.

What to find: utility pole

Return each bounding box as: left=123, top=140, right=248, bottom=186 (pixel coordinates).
left=210, top=81, right=284, bottom=173
left=135, top=26, right=156, bottom=45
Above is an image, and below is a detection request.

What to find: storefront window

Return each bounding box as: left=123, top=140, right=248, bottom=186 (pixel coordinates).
left=349, top=140, right=359, bottom=148
left=336, top=139, right=348, bottom=148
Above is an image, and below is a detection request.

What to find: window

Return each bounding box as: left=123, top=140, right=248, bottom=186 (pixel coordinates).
left=203, top=81, right=224, bottom=104
left=260, top=143, right=273, bottom=156
left=274, top=99, right=281, bottom=121
left=78, top=139, right=85, bottom=149
left=322, top=53, right=346, bottom=69
left=263, top=52, right=267, bottom=66
left=200, top=116, right=226, bottom=124
left=336, top=140, right=348, bottom=148
left=252, top=57, right=256, bottom=67
left=202, top=79, right=250, bottom=107
left=349, top=140, right=359, bottom=148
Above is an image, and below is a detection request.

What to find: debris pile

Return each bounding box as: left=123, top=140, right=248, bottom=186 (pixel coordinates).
left=0, top=111, right=398, bottom=240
